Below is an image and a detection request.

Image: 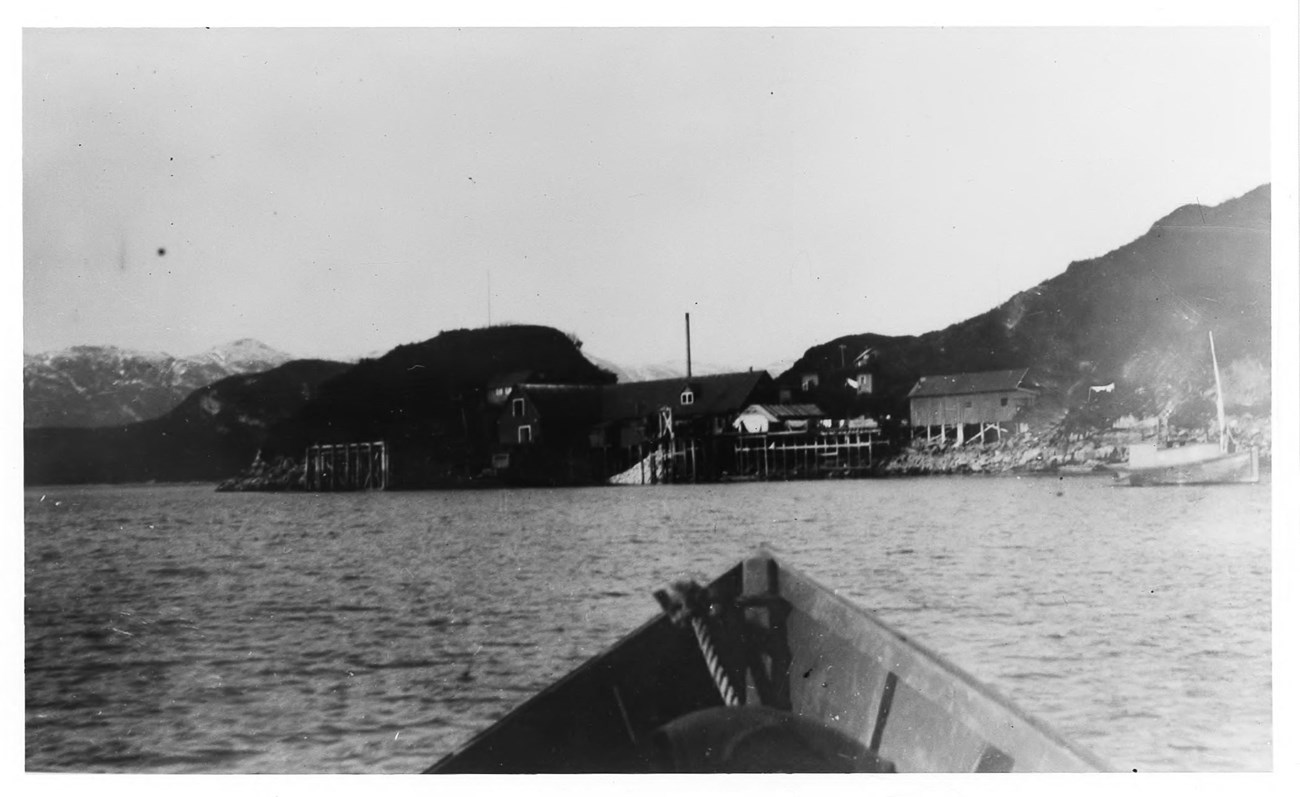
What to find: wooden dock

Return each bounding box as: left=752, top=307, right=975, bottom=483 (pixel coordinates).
left=731, top=429, right=879, bottom=480
left=303, top=441, right=389, bottom=491
left=606, top=430, right=882, bottom=485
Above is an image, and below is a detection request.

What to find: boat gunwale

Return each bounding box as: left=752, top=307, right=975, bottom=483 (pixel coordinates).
left=766, top=551, right=1110, bottom=771
left=425, top=571, right=738, bottom=773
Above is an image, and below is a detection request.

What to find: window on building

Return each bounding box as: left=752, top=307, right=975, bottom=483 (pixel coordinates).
left=964, top=400, right=973, bottom=409
left=857, top=373, right=873, bottom=394
left=1001, top=397, right=1009, bottom=406
left=801, top=374, right=820, bottom=391
left=680, top=389, right=695, bottom=406
left=512, top=398, right=525, bottom=418
left=518, top=425, right=532, bottom=443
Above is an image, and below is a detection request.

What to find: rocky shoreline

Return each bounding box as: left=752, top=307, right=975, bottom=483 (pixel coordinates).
left=216, top=454, right=305, bottom=492
left=881, top=413, right=1271, bottom=476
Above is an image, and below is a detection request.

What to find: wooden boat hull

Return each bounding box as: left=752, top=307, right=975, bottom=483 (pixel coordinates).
left=427, top=552, right=1106, bottom=773
left=1118, top=446, right=1259, bottom=486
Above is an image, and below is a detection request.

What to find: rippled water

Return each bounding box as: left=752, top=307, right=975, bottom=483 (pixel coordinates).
left=24, top=475, right=1271, bottom=772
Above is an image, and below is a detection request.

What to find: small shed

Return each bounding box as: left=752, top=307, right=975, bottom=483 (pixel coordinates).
left=907, top=368, right=1038, bottom=444
left=733, top=403, right=826, bottom=434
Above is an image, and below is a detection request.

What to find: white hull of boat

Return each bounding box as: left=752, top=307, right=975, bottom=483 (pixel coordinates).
left=1116, top=443, right=1259, bottom=486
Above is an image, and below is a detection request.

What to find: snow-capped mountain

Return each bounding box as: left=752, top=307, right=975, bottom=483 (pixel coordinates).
left=583, top=354, right=746, bottom=384
left=585, top=353, right=797, bottom=384
left=24, top=340, right=295, bottom=428
left=186, top=338, right=293, bottom=370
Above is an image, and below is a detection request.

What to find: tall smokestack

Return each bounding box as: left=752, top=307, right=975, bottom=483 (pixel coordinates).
left=685, top=312, right=693, bottom=378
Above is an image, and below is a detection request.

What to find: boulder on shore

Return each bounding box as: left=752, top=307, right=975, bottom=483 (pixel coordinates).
left=216, top=454, right=305, bottom=492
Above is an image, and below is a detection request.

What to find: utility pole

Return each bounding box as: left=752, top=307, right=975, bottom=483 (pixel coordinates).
left=685, top=313, right=693, bottom=378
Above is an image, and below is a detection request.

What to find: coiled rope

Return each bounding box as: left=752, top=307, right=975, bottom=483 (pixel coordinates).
left=655, top=580, right=741, bottom=708
left=689, top=616, right=740, bottom=707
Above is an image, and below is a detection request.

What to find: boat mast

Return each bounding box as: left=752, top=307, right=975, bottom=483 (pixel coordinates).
left=1209, top=331, right=1227, bottom=452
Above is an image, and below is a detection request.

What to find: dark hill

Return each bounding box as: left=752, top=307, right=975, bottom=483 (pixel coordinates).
left=25, top=326, right=615, bottom=487
left=24, top=359, right=351, bottom=485
left=782, top=185, right=1271, bottom=426
left=259, top=325, right=617, bottom=485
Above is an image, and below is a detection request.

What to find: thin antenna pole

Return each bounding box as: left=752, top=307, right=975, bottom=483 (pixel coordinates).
left=685, top=313, right=692, bottom=378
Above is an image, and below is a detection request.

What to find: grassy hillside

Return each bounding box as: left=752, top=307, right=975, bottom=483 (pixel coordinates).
left=783, top=185, right=1271, bottom=430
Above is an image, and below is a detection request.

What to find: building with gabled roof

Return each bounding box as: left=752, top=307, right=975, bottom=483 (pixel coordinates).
left=492, top=369, right=899, bottom=484
left=907, top=368, right=1034, bottom=399
left=907, top=368, right=1037, bottom=444
left=498, top=371, right=776, bottom=448
left=595, top=371, right=776, bottom=448
left=602, top=371, right=773, bottom=421
left=498, top=383, right=601, bottom=446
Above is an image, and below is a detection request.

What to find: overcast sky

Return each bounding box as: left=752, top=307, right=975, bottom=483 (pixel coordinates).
left=22, top=25, right=1272, bottom=370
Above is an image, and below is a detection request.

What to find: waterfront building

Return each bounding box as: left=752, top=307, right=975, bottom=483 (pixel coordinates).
left=495, top=371, right=776, bottom=483
left=907, top=368, right=1038, bottom=445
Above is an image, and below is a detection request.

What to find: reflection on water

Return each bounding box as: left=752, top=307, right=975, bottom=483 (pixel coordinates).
left=25, top=475, right=1271, bottom=772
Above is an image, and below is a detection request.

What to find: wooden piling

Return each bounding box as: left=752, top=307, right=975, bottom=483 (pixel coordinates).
left=303, top=440, right=389, bottom=492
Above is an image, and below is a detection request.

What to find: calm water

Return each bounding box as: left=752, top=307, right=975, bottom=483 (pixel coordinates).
left=24, top=476, right=1271, bottom=773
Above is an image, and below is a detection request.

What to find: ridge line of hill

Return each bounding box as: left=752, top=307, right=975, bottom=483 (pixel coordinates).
left=24, top=183, right=1270, bottom=486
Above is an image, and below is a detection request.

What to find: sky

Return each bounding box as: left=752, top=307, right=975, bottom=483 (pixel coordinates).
left=19, top=22, right=1277, bottom=372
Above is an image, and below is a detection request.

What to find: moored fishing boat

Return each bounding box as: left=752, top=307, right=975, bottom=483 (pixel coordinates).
left=1116, top=442, right=1260, bottom=486
left=1113, top=332, right=1260, bottom=487
left=426, top=549, right=1107, bottom=773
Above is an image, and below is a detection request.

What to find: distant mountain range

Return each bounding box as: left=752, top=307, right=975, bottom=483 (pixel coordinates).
left=24, top=339, right=294, bottom=428
left=584, top=355, right=788, bottom=384
left=23, top=184, right=1271, bottom=485
left=25, top=359, right=352, bottom=485
left=24, top=326, right=612, bottom=486
left=23, top=339, right=772, bottom=432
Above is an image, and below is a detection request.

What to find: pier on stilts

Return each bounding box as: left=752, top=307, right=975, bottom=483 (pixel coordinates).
left=732, top=429, right=879, bottom=480
left=666, top=437, right=701, bottom=484
left=304, top=441, right=390, bottom=491
left=607, top=430, right=881, bottom=485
